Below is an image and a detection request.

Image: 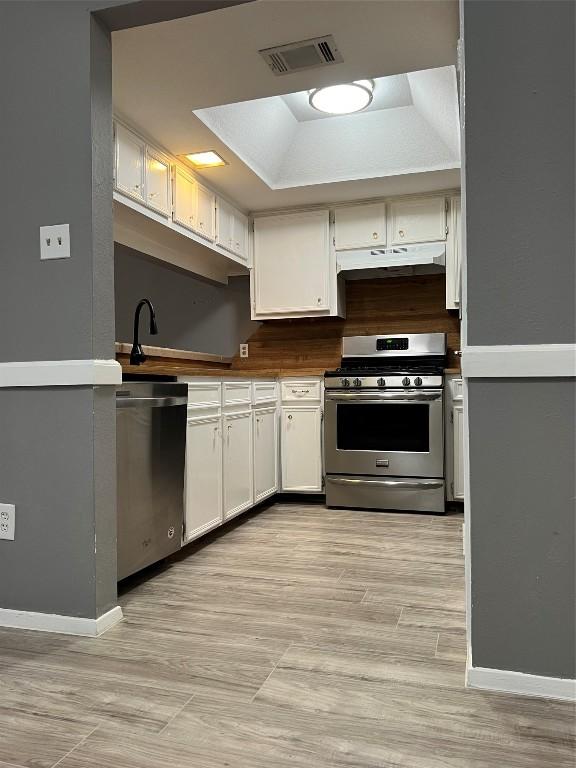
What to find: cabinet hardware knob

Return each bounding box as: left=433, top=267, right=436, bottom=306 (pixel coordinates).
left=373, top=232, right=378, bottom=239
left=317, top=297, right=322, bottom=303
left=288, top=414, right=293, bottom=420
left=399, top=229, right=405, bottom=237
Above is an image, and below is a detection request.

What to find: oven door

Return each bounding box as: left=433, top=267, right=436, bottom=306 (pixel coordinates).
left=324, top=389, right=444, bottom=478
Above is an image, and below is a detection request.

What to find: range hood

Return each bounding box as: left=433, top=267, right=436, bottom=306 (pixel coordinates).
left=337, top=242, right=446, bottom=274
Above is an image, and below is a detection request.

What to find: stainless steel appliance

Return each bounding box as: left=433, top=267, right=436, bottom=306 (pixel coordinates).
left=116, top=382, right=187, bottom=580
left=324, top=333, right=446, bottom=513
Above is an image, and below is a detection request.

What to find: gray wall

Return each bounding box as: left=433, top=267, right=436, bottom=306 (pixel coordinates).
left=468, top=379, right=575, bottom=678
left=0, top=0, right=258, bottom=623
left=464, top=0, right=576, bottom=678
left=114, top=244, right=258, bottom=357
left=465, top=0, right=575, bottom=347
left=0, top=2, right=117, bottom=619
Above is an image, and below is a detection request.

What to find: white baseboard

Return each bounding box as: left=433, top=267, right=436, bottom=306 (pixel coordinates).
left=0, top=605, right=123, bottom=636
left=0, top=359, right=122, bottom=388
left=467, top=664, right=576, bottom=702
left=462, top=344, right=576, bottom=378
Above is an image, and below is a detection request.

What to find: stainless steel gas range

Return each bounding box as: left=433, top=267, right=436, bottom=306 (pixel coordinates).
left=324, top=333, right=446, bottom=514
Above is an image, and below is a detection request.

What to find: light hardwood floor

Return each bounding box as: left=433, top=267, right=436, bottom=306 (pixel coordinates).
left=0, top=502, right=573, bottom=767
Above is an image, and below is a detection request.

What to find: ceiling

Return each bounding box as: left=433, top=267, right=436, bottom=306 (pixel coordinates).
left=194, top=67, right=460, bottom=190
left=112, top=0, right=460, bottom=212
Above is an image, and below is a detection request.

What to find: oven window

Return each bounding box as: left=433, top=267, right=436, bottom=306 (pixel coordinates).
left=336, top=403, right=429, bottom=452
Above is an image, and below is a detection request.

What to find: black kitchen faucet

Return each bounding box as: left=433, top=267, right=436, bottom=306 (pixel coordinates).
left=130, top=298, right=158, bottom=365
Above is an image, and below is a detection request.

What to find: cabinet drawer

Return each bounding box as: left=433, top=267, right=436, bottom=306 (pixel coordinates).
left=187, top=381, right=222, bottom=410
left=252, top=380, right=278, bottom=405
left=450, top=378, right=463, bottom=401
left=281, top=379, right=322, bottom=403
left=223, top=380, right=252, bottom=407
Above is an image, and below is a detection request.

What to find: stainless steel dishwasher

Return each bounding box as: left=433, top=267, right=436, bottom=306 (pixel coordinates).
left=116, top=382, right=188, bottom=580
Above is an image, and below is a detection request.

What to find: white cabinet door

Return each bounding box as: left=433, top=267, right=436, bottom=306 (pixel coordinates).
left=196, top=183, right=215, bottom=242
left=173, top=168, right=198, bottom=231
left=388, top=197, right=446, bottom=245
left=216, top=197, right=235, bottom=253
left=115, top=124, right=145, bottom=202
left=216, top=199, right=249, bottom=261
left=335, top=203, right=387, bottom=250
left=281, top=406, right=323, bottom=492
left=446, top=195, right=462, bottom=310
left=145, top=149, right=170, bottom=216
left=253, top=407, right=278, bottom=503
left=232, top=208, right=249, bottom=261
left=223, top=411, right=253, bottom=520
left=253, top=210, right=331, bottom=316
left=185, top=416, right=223, bottom=542
left=453, top=403, right=465, bottom=500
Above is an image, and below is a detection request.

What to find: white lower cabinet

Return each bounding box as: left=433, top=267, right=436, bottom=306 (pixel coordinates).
left=281, top=406, right=323, bottom=491
left=253, top=406, right=278, bottom=503
left=445, top=375, right=465, bottom=502
left=183, top=376, right=323, bottom=546
left=223, top=410, right=254, bottom=520
left=184, top=415, right=223, bottom=543
left=452, top=403, right=465, bottom=500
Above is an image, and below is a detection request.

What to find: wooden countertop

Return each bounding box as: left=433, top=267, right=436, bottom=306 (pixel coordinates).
left=116, top=344, right=460, bottom=378
left=115, top=342, right=232, bottom=365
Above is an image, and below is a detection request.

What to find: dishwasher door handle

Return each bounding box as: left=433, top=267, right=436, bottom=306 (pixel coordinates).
left=116, top=396, right=188, bottom=408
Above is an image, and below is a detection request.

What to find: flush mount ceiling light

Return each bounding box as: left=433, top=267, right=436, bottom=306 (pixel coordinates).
left=309, top=79, right=374, bottom=115
left=183, top=150, right=227, bottom=168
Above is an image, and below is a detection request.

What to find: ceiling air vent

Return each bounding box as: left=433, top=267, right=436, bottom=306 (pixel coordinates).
left=259, top=35, right=343, bottom=76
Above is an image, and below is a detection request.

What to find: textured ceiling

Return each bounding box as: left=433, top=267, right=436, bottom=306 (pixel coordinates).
left=194, top=67, right=460, bottom=190
left=112, top=0, right=460, bottom=210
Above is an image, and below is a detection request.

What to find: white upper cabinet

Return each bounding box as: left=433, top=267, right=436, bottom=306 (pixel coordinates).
left=335, top=202, right=387, bottom=250
left=115, top=124, right=145, bottom=203
left=252, top=210, right=338, bottom=319
left=216, top=197, right=234, bottom=253
left=216, top=198, right=249, bottom=262
left=196, top=183, right=216, bottom=242
left=387, top=196, right=447, bottom=245
left=173, top=167, right=198, bottom=231
left=232, top=208, right=249, bottom=261
left=145, top=149, right=170, bottom=216
left=445, top=194, right=462, bottom=310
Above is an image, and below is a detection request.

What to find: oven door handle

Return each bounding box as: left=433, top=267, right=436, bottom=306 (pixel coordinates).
left=328, top=478, right=444, bottom=490
left=325, top=392, right=442, bottom=402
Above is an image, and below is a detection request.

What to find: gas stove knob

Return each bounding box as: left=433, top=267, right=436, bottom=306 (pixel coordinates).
left=341, top=378, right=350, bottom=388
left=402, top=376, right=411, bottom=387
left=414, top=376, right=423, bottom=387
left=377, top=377, right=386, bottom=387
left=353, top=378, right=362, bottom=388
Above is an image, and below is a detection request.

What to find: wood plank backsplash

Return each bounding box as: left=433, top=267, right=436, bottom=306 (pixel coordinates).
left=231, top=275, right=461, bottom=371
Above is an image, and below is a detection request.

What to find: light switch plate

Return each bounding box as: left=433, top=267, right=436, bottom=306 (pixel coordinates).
left=0, top=504, right=15, bottom=540
left=40, top=223, right=70, bottom=260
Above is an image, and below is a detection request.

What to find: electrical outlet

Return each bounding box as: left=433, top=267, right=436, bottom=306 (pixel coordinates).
left=239, top=343, right=249, bottom=358
left=0, top=504, right=15, bottom=541
left=40, top=223, right=70, bottom=260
